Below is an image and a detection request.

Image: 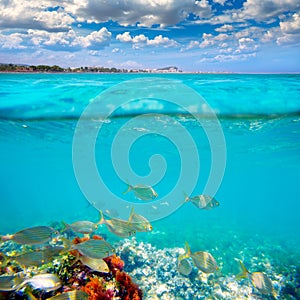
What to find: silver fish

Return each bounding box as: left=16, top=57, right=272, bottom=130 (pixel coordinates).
left=185, top=194, right=219, bottom=210
left=99, top=211, right=136, bottom=238
left=177, top=258, right=193, bottom=276
left=123, top=183, right=158, bottom=201
left=71, top=239, right=114, bottom=259
left=18, top=273, right=61, bottom=292
left=128, top=207, right=152, bottom=232
left=236, top=260, right=276, bottom=297
left=0, top=274, right=24, bottom=291
left=63, top=220, right=99, bottom=235
left=79, top=256, right=110, bottom=273
left=12, top=246, right=64, bottom=267
left=1, top=226, right=57, bottom=245
left=191, top=251, right=219, bottom=273
left=182, top=242, right=219, bottom=274
left=48, top=290, right=89, bottom=300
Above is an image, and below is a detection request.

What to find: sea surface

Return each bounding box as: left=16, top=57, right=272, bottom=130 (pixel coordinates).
left=1, top=73, right=300, bottom=297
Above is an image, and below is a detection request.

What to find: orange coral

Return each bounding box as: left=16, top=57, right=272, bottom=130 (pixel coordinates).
left=91, top=235, right=104, bottom=241
left=104, top=254, right=124, bottom=273
left=115, top=270, right=143, bottom=300
left=82, top=277, right=114, bottom=300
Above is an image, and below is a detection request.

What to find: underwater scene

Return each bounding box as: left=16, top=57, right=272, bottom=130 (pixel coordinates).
left=0, top=73, right=300, bottom=299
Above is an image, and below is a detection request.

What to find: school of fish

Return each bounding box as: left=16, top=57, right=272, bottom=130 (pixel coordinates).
left=0, top=182, right=276, bottom=298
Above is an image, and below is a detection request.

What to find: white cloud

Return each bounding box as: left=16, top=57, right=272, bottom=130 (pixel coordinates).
left=240, top=0, right=300, bottom=21
left=27, top=28, right=111, bottom=50
left=280, top=13, right=300, bottom=34
left=215, top=24, right=234, bottom=32
left=198, top=52, right=256, bottom=63
left=235, top=37, right=259, bottom=53
left=186, top=40, right=201, bottom=50
left=193, top=0, right=212, bottom=18
left=0, top=1, right=74, bottom=31
left=116, top=32, right=178, bottom=48
left=213, top=0, right=227, bottom=5
left=66, top=0, right=194, bottom=27
left=0, top=32, right=26, bottom=49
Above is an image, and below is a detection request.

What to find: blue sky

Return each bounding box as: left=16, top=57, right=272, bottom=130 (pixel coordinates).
left=0, top=0, right=299, bottom=72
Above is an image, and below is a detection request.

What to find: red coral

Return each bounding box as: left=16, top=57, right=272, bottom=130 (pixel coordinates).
left=82, top=277, right=113, bottom=300
left=91, top=235, right=104, bottom=240
left=72, top=237, right=90, bottom=244
left=104, top=254, right=124, bottom=273
left=115, top=270, right=143, bottom=300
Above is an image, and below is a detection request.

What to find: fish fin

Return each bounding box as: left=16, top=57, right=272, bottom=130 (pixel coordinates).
left=24, top=286, right=37, bottom=300
left=60, top=221, right=69, bottom=233
left=70, top=252, right=80, bottom=266
left=272, top=290, right=278, bottom=299
left=184, top=241, right=192, bottom=257
left=123, top=179, right=132, bottom=195
left=128, top=206, right=135, bottom=223
left=60, top=237, right=72, bottom=252
left=235, top=258, right=249, bottom=279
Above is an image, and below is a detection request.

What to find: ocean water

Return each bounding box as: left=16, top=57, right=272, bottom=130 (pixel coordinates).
left=1, top=73, right=300, bottom=296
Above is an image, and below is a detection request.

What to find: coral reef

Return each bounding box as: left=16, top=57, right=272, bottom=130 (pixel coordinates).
left=104, top=254, right=124, bottom=273
left=115, top=270, right=143, bottom=300
left=82, top=277, right=115, bottom=300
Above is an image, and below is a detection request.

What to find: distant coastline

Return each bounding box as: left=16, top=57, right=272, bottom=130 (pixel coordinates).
left=0, top=64, right=299, bottom=74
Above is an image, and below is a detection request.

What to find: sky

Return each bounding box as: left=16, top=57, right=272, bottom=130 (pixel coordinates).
left=0, top=0, right=299, bottom=72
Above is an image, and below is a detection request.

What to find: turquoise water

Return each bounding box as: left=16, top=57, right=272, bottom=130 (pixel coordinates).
left=1, top=73, right=300, bottom=287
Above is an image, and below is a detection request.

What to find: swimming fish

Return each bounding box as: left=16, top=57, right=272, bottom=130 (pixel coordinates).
left=48, top=290, right=89, bottom=300
left=78, top=255, right=110, bottom=273
left=1, top=226, right=57, bottom=245
left=10, top=246, right=65, bottom=267
left=123, top=182, right=158, bottom=201
left=62, top=218, right=100, bottom=235
left=0, top=274, right=24, bottom=291
left=18, top=273, right=62, bottom=292
left=177, top=258, right=193, bottom=276
left=128, top=207, right=153, bottom=232
left=184, top=194, right=219, bottom=210
left=183, top=242, right=219, bottom=274
left=99, top=211, right=136, bottom=238
left=236, top=259, right=276, bottom=297
left=71, top=239, right=115, bottom=259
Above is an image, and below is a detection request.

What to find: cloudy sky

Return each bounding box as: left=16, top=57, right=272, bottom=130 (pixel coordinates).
left=0, top=0, right=299, bottom=72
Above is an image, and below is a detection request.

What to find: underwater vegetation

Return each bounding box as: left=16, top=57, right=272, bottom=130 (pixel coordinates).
left=0, top=193, right=299, bottom=299
left=0, top=224, right=143, bottom=299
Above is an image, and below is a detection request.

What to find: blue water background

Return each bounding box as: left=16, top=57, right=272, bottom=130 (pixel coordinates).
left=1, top=73, right=300, bottom=273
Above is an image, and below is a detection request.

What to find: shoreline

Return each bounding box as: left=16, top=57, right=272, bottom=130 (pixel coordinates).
left=0, top=71, right=300, bottom=75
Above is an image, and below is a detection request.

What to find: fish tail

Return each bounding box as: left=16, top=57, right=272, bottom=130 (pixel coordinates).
left=98, top=210, right=106, bottom=225
left=0, top=234, right=12, bottom=243
left=235, top=259, right=249, bottom=279
left=123, top=179, right=132, bottom=194
left=60, top=237, right=72, bottom=252
left=184, top=241, right=192, bottom=257
left=182, top=192, right=190, bottom=204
